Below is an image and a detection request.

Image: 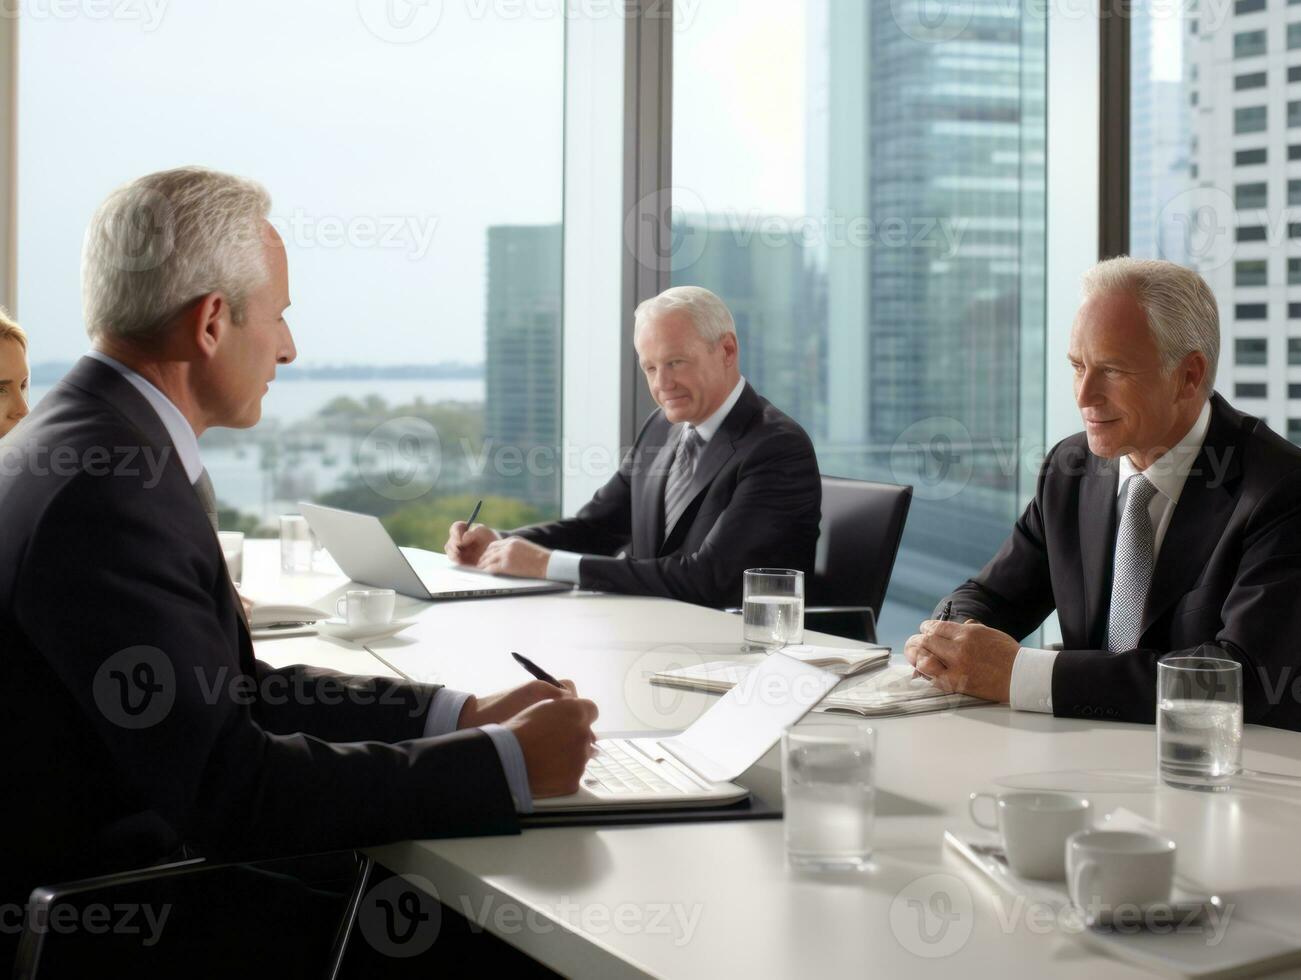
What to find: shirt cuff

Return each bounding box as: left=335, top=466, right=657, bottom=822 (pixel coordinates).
left=423, top=688, right=472, bottom=738
left=482, top=723, right=534, bottom=814
left=545, top=549, right=583, bottom=584
left=1009, top=647, right=1057, bottom=713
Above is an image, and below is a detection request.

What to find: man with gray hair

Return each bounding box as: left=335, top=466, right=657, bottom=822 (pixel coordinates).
left=447, top=285, right=822, bottom=607
left=0, top=167, right=597, bottom=973
left=906, top=257, right=1301, bottom=730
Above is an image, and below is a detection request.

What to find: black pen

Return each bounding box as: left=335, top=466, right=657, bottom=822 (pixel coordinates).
left=512, top=651, right=566, bottom=690
left=466, top=499, right=483, bottom=528
left=914, top=600, right=955, bottom=679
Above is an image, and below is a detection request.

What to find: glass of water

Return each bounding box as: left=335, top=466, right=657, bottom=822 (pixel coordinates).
left=280, top=515, right=315, bottom=574
left=1157, top=653, right=1243, bottom=792
left=782, top=723, right=876, bottom=871
left=217, top=531, right=245, bottom=588
left=743, top=568, right=804, bottom=652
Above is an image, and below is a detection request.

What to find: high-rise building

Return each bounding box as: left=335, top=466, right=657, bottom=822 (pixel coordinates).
left=1185, top=9, right=1301, bottom=443
left=483, top=224, right=562, bottom=511
left=808, top=0, right=1047, bottom=611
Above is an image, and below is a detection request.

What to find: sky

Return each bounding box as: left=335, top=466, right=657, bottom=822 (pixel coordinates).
left=16, top=0, right=808, bottom=365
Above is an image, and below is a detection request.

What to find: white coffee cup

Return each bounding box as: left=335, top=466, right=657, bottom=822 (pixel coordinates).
left=335, top=589, right=396, bottom=626
left=969, top=791, right=1092, bottom=881
left=1066, top=830, right=1176, bottom=912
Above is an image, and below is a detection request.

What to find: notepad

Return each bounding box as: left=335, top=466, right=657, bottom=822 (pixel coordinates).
left=818, top=664, right=985, bottom=717
left=649, top=644, right=891, bottom=695
left=650, top=656, right=989, bottom=718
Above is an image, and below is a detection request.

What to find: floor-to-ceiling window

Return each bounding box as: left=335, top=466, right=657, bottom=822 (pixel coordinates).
left=672, top=0, right=1047, bottom=645
left=1129, top=0, right=1301, bottom=444
left=18, top=1, right=564, bottom=546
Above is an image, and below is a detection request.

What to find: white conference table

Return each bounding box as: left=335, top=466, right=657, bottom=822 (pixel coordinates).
left=244, top=540, right=1301, bottom=979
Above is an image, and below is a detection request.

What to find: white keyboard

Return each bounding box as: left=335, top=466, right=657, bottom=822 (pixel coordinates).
left=581, top=739, right=705, bottom=798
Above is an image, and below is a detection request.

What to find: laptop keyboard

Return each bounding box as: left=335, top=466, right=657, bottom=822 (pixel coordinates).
left=581, top=739, right=699, bottom=797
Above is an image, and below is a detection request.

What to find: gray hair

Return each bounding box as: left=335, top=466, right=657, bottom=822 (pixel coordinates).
left=634, top=286, right=736, bottom=346
left=82, top=167, right=273, bottom=343
left=1080, top=257, right=1219, bottom=396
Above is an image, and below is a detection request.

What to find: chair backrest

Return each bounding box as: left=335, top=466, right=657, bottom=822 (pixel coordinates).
left=810, top=477, right=913, bottom=620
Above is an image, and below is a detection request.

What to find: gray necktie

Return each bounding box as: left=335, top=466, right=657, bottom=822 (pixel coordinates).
left=664, top=427, right=704, bottom=537
left=192, top=468, right=219, bottom=535
left=1106, top=474, right=1159, bottom=652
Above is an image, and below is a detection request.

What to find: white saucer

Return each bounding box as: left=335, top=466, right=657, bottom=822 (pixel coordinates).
left=315, top=617, right=416, bottom=643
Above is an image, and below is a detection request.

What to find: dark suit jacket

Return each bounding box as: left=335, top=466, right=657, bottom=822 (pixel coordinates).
left=0, top=357, right=518, bottom=908
left=514, top=382, right=821, bottom=607
left=944, top=393, right=1301, bottom=729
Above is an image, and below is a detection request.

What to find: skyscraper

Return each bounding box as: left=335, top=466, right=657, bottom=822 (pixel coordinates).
left=1184, top=9, right=1300, bottom=443
left=483, top=224, right=562, bottom=512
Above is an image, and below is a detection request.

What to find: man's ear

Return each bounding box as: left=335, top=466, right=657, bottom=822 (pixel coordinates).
left=187, top=292, right=229, bottom=359
left=1177, top=351, right=1208, bottom=401
left=721, top=331, right=739, bottom=367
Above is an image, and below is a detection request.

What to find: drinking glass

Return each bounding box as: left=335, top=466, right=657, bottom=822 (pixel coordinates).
left=783, top=723, right=875, bottom=871
left=217, top=531, right=244, bottom=588
left=1157, top=654, right=1242, bottom=791
left=280, top=515, right=315, bottom=574
left=743, top=568, right=804, bottom=652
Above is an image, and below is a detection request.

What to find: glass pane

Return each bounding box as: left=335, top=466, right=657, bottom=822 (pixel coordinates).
left=18, top=5, right=564, bottom=544
left=671, top=0, right=1047, bottom=647
left=1131, top=0, right=1297, bottom=435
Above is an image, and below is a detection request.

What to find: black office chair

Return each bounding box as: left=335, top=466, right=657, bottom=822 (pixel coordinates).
left=805, top=477, right=913, bottom=644
left=13, top=849, right=373, bottom=980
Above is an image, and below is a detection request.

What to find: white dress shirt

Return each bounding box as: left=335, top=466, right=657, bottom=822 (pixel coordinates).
left=545, top=376, right=748, bottom=584
left=87, top=350, right=537, bottom=811
left=1009, top=399, right=1213, bottom=713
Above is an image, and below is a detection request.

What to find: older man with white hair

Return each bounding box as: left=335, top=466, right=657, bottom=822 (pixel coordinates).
left=0, top=167, right=598, bottom=974
left=448, top=285, right=822, bottom=607
left=906, top=257, right=1301, bottom=730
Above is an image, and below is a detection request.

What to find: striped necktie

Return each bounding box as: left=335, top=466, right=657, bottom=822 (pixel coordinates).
left=664, top=427, right=704, bottom=537
left=1106, top=474, right=1159, bottom=652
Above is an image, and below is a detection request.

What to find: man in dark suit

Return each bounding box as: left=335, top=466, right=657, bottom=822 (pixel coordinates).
left=906, top=257, right=1301, bottom=730
left=445, top=286, right=821, bottom=608
left=0, top=168, right=597, bottom=972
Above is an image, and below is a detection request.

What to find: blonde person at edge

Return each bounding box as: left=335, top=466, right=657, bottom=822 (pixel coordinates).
left=0, top=308, right=30, bottom=438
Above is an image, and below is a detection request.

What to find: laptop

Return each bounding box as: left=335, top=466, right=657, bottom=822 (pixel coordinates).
left=299, top=502, right=572, bottom=601
left=535, top=652, right=842, bottom=812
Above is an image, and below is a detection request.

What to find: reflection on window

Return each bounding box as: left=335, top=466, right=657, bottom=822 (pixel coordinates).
left=671, top=0, right=1046, bottom=647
